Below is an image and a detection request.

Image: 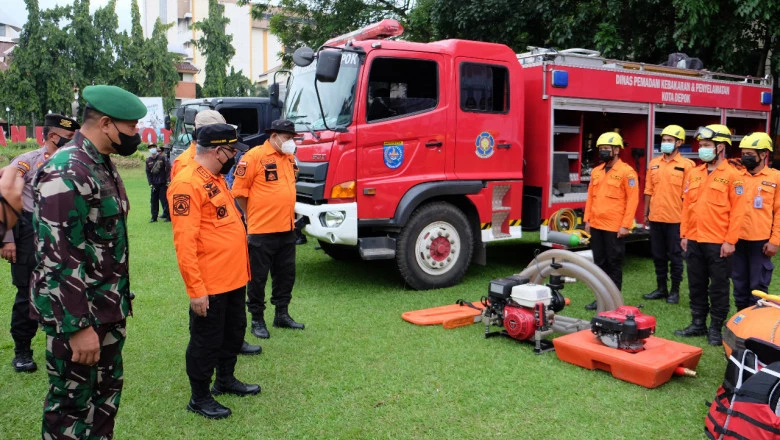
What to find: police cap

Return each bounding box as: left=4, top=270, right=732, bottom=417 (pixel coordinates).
left=197, top=123, right=249, bottom=152
left=83, top=85, right=147, bottom=121
left=44, top=113, right=80, bottom=132
left=264, top=119, right=297, bottom=135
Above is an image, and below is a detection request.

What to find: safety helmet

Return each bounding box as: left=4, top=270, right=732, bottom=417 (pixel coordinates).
left=739, top=132, right=773, bottom=152
left=596, top=132, right=624, bottom=148
left=695, top=124, right=732, bottom=146
left=661, top=125, right=686, bottom=141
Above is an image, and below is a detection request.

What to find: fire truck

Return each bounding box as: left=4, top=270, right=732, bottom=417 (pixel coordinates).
left=282, top=19, right=773, bottom=290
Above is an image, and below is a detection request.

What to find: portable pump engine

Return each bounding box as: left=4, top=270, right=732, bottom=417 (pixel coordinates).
left=482, top=263, right=567, bottom=354
left=590, top=306, right=656, bottom=352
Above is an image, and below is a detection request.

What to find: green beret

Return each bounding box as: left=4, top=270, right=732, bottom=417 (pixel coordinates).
left=83, top=85, right=147, bottom=120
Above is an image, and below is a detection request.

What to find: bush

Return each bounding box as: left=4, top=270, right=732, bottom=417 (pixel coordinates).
left=0, top=139, right=145, bottom=168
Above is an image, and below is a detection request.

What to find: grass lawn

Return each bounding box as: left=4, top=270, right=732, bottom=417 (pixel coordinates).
left=0, top=167, right=773, bottom=439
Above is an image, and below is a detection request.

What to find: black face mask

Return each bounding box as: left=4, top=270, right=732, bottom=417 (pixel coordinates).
left=109, top=121, right=142, bottom=157
left=598, top=150, right=614, bottom=163
left=741, top=155, right=760, bottom=171
left=54, top=135, right=70, bottom=148
left=218, top=149, right=236, bottom=175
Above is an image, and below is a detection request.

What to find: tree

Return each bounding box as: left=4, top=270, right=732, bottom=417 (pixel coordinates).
left=192, top=0, right=235, bottom=97
left=117, top=0, right=148, bottom=95
left=144, top=19, right=182, bottom=109
left=224, top=67, right=256, bottom=97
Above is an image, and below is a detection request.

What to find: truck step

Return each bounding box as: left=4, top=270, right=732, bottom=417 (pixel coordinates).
left=360, top=248, right=396, bottom=260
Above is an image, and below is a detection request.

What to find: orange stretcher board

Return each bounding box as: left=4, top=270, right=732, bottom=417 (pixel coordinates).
left=402, top=303, right=485, bottom=327
left=553, top=330, right=703, bottom=388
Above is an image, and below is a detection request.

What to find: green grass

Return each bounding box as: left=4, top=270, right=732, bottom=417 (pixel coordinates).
left=0, top=167, right=772, bottom=439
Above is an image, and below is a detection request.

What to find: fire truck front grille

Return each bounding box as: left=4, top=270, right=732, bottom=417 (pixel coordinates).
left=296, top=161, right=329, bottom=204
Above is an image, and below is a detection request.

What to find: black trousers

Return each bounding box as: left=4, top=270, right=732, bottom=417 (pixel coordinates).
left=186, top=287, right=246, bottom=382
left=686, top=240, right=731, bottom=323
left=649, top=221, right=684, bottom=284
left=732, top=239, right=774, bottom=310
left=247, top=231, right=296, bottom=319
left=590, top=228, right=626, bottom=290
left=9, top=212, right=38, bottom=353
left=150, top=183, right=169, bottom=220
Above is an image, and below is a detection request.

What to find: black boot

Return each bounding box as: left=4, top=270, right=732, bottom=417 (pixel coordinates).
left=187, top=379, right=231, bottom=419
left=11, top=350, right=37, bottom=373
left=584, top=301, right=597, bottom=311
left=708, top=319, right=724, bottom=346
left=674, top=316, right=707, bottom=337
left=212, top=377, right=261, bottom=397
left=251, top=317, right=270, bottom=339
left=666, top=281, right=680, bottom=304
left=239, top=340, right=262, bottom=356
left=643, top=279, right=668, bottom=300
left=273, top=306, right=305, bottom=329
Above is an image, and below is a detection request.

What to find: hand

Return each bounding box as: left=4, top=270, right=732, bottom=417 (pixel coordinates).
left=0, top=166, right=24, bottom=228
left=1, top=242, right=16, bottom=262
left=584, top=222, right=591, bottom=234
left=721, top=242, right=736, bottom=258
left=617, top=227, right=630, bottom=238
left=764, top=242, right=779, bottom=257
left=190, top=296, right=209, bottom=317
left=681, top=238, right=688, bottom=252
left=69, top=327, right=100, bottom=365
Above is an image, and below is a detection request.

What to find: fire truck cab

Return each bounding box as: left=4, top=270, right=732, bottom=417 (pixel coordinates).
left=285, top=20, right=772, bottom=291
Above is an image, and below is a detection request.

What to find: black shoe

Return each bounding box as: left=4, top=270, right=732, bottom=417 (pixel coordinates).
left=295, top=236, right=308, bottom=245
left=674, top=319, right=707, bottom=337
left=584, top=301, right=597, bottom=311
left=211, top=377, right=261, bottom=397
left=273, top=311, right=305, bottom=329
left=239, top=340, right=262, bottom=356
left=149, top=219, right=157, bottom=223
left=187, top=396, right=232, bottom=419
left=643, top=280, right=668, bottom=300
left=708, top=327, right=723, bottom=346
left=666, top=292, right=679, bottom=304
left=12, top=352, right=37, bottom=373
left=162, top=218, right=171, bottom=222
left=251, top=319, right=270, bottom=339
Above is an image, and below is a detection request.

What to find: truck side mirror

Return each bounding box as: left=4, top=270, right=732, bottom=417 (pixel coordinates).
left=316, top=50, right=342, bottom=83
left=164, top=115, right=171, bottom=130
left=183, top=107, right=197, bottom=126
left=270, top=83, right=281, bottom=108
left=293, top=46, right=315, bottom=67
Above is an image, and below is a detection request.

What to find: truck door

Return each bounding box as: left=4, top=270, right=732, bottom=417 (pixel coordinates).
left=453, top=59, right=521, bottom=179
left=355, top=52, right=447, bottom=219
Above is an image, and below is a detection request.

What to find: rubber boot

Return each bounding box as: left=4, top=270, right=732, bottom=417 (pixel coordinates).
left=666, top=281, right=680, bottom=304
left=187, top=379, right=231, bottom=420
left=643, top=279, right=668, bottom=300
left=708, top=318, right=724, bottom=346
left=674, top=316, right=707, bottom=337
left=273, top=305, right=305, bottom=330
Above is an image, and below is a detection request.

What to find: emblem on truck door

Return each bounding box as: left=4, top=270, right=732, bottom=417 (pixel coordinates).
left=475, top=132, right=495, bottom=159
left=383, top=141, right=404, bottom=169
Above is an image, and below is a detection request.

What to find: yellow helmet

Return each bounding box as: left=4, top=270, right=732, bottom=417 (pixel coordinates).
left=661, top=125, right=685, bottom=140
left=739, top=132, right=773, bottom=152
left=695, top=124, right=732, bottom=146
left=596, top=132, right=624, bottom=148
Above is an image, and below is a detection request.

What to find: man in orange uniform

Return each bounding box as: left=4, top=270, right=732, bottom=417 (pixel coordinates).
left=170, top=110, right=226, bottom=179
left=232, top=119, right=304, bottom=339
left=642, top=125, right=695, bottom=304
left=676, top=124, right=745, bottom=346
left=732, top=132, right=780, bottom=311
left=583, top=132, right=639, bottom=310
left=169, top=124, right=260, bottom=420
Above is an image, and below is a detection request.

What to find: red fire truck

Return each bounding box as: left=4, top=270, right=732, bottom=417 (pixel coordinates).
left=281, top=19, right=772, bottom=290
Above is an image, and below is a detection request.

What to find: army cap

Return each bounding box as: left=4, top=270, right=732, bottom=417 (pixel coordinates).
left=197, top=123, right=249, bottom=152
left=83, top=85, right=147, bottom=120
left=44, top=113, right=80, bottom=132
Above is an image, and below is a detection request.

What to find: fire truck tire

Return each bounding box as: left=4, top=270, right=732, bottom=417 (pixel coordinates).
left=317, top=240, right=360, bottom=261
left=396, top=202, right=473, bottom=290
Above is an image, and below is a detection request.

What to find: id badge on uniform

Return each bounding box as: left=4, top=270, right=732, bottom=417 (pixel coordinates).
left=755, top=188, right=764, bottom=209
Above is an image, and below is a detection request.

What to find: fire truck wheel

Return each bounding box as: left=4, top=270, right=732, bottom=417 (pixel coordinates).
left=317, top=240, right=360, bottom=260
left=396, top=202, right=473, bottom=290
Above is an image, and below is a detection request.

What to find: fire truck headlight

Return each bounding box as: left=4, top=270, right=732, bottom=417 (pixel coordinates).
left=321, top=211, right=346, bottom=228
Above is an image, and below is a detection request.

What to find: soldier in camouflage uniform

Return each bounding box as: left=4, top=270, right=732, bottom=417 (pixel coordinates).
left=30, top=85, right=146, bottom=440
left=1, top=113, right=79, bottom=373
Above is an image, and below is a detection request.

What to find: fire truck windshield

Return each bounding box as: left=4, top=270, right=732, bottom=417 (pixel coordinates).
left=284, top=55, right=360, bottom=131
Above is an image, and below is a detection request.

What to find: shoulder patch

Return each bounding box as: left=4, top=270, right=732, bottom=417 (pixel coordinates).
left=235, top=162, right=247, bottom=178
left=172, top=194, right=191, bottom=216
left=628, top=178, right=636, bottom=187
left=735, top=185, right=744, bottom=195
left=196, top=166, right=210, bottom=180
left=17, top=161, right=30, bottom=172
left=216, top=204, right=228, bottom=219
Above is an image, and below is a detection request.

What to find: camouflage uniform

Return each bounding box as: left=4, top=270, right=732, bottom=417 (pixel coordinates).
left=31, top=131, right=132, bottom=440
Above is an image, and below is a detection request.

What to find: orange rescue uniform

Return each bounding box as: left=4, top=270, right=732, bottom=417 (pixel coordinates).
left=584, top=158, right=640, bottom=232
left=231, top=141, right=298, bottom=234
left=168, top=163, right=250, bottom=298
left=645, top=154, right=695, bottom=223
left=738, top=166, right=780, bottom=244
left=170, top=141, right=196, bottom=179
left=681, top=162, right=746, bottom=244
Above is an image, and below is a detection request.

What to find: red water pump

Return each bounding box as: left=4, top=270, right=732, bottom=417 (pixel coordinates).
left=590, top=306, right=656, bottom=352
